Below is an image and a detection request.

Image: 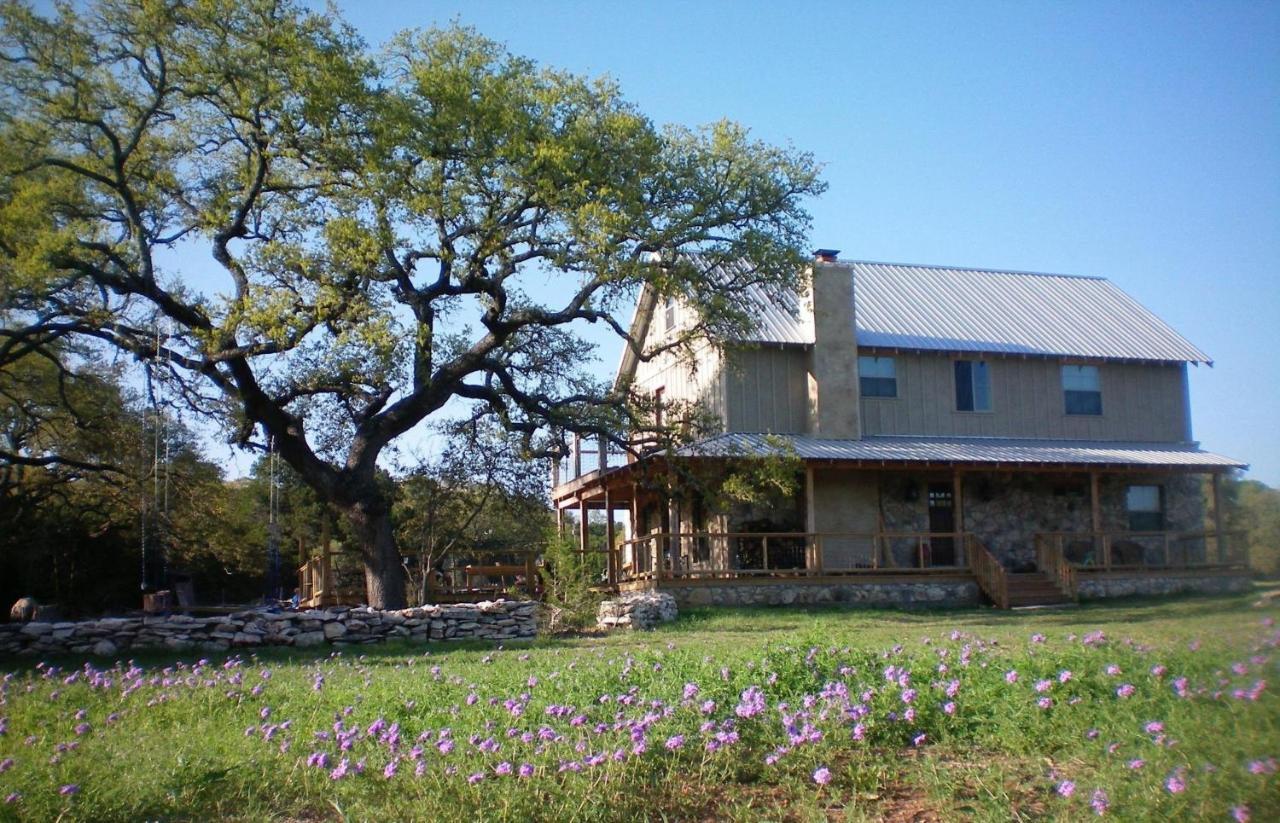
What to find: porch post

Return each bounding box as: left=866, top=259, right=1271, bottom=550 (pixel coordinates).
left=953, top=469, right=965, bottom=566
left=572, top=434, right=582, bottom=479
left=604, top=486, right=617, bottom=585
left=804, top=465, right=817, bottom=571
left=667, top=496, right=680, bottom=577
left=1212, top=471, right=1228, bottom=565
left=578, top=499, right=590, bottom=559
left=1089, top=471, right=1105, bottom=567
left=555, top=505, right=564, bottom=538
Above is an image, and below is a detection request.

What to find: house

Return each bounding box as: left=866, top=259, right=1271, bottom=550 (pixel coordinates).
left=551, top=251, right=1249, bottom=608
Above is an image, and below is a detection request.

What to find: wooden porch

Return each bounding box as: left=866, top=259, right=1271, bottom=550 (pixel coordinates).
left=604, top=528, right=1245, bottom=609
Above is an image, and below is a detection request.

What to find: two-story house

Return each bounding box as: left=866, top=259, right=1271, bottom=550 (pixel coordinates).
left=550, top=251, right=1249, bottom=608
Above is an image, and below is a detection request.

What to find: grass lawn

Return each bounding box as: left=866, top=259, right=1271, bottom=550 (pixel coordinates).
left=0, top=593, right=1277, bottom=821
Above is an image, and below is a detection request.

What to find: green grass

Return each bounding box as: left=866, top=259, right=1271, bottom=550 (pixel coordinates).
left=1, top=593, right=1277, bottom=821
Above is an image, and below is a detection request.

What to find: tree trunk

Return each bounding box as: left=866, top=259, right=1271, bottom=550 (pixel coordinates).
left=343, top=497, right=407, bottom=610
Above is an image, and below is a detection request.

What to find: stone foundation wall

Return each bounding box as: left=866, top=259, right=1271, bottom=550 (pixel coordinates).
left=597, top=592, right=679, bottom=630
left=1076, top=573, right=1250, bottom=600
left=651, top=579, right=980, bottom=609
left=0, top=601, right=537, bottom=657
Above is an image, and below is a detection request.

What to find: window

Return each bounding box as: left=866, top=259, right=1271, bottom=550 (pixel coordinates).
left=1062, top=364, right=1102, bottom=415
left=1126, top=485, right=1164, bottom=532
left=954, top=359, right=992, bottom=411
left=662, top=297, right=676, bottom=334
left=858, top=356, right=897, bottom=397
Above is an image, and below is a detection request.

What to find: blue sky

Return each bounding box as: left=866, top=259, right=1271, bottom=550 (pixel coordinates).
left=304, top=0, right=1278, bottom=483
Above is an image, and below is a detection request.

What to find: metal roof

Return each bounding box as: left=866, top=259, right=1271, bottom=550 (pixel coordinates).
left=677, top=432, right=1245, bottom=469
left=732, top=260, right=1211, bottom=364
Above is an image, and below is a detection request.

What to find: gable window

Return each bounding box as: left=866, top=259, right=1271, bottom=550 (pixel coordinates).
left=858, top=356, right=897, bottom=398
left=1062, top=364, right=1102, bottom=415
left=662, top=297, right=676, bottom=334
left=954, top=359, right=992, bottom=412
left=1126, top=485, right=1164, bottom=532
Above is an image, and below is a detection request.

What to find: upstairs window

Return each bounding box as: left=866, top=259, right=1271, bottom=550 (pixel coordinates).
left=1062, top=364, right=1102, bottom=415
left=954, top=359, right=992, bottom=412
left=858, top=356, right=897, bottom=398
left=1126, top=485, right=1164, bottom=532
left=662, top=297, right=676, bottom=334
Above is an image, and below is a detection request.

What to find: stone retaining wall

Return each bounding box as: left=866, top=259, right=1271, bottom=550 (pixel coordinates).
left=1076, top=573, right=1251, bottom=600
left=0, top=601, right=537, bottom=657
left=639, top=580, right=981, bottom=609
left=597, top=592, right=678, bottom=630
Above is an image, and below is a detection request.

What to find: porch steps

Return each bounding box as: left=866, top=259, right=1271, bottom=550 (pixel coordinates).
left=1004, top=572, right=1073, bottom=608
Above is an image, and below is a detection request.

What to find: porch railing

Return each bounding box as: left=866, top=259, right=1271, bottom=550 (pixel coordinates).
left=967, top=535, right=1009, bottom=609
left=1033, top=531, right=1248, bottom=572
left=619, top=531, right=969, bottom=581
left=1035, top=538, right=1078, bottom=603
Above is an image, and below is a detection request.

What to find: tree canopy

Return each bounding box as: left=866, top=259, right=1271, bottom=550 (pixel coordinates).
left=0, top=0, right=825, bottom=607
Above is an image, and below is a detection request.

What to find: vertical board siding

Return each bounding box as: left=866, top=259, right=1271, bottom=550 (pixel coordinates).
left=723, top=347, right=811, bottom=433
left=633, top=343, right=726, bottom=424
left=859, top=352, right=1189, bottom=442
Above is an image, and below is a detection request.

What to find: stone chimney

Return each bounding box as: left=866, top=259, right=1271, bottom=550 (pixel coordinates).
left=806, top=250, right=861, bottom=439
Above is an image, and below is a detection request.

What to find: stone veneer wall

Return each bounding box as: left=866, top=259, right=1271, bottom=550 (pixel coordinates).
left=1076, top=573, right=1250, bottom=600
left=597, top=592, right=679, bottom=630
left=649, top=579, right=980, bottom=609
left=0, top=601, right=537, bottom=657
left=880, top=472, right=1209, bottom=570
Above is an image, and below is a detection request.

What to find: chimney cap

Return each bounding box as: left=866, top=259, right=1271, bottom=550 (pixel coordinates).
left=813, top=248, right=841, bottom=262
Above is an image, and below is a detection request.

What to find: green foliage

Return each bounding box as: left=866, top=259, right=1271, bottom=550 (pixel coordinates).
left=1223, top=475, right=1280, bottom=576
left=0, top=0, right=825, bottom=607
left=714, top=432, right=804, bottom=510
left=537, top=528, right=606, bottom=633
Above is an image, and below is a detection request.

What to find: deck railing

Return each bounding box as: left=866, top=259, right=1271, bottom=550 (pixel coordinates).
left=619, top=531, right=969, bottom=582
left=1033, top=531, right=1247, bottom=572
left=966, top=535, right=1009, bottom=609
left=1034, top=538, right=1078, bottom=602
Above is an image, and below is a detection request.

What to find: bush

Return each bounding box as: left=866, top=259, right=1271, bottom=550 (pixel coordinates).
left=536, top=531, right=606, bottom=633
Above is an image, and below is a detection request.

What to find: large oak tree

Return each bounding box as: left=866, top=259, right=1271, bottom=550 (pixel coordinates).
left=0, top=0, right=824, bottom=607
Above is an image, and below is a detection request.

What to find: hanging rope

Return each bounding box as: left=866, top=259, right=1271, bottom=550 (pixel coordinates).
left=140, top=319, right=171, bottom=593
left=266, top=433, right=282, bottom=601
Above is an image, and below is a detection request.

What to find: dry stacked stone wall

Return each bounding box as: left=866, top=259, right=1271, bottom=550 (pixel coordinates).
left=0, top=601, right=537, bottom=657
left=596, top=592, right=678, bottom=630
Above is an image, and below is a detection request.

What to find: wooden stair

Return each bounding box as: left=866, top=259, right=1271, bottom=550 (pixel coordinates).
left=1005, top=572, right=1074, bottom=608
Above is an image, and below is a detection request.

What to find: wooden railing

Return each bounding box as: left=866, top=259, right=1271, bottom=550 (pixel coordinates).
left=967, top=535, right=1009, bottom=609
left=1033, top=531, right=1248, bottom=573
left=297, top=553, right=362, bottom=608
left=619, top=531, right=969, bottom=581
left=1035, top=537, right=1078, bottom=601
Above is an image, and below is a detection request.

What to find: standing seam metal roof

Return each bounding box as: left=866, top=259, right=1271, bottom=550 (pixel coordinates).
left=734, top=260, right=1211, bottom=363
left=677, top=432, right=1245, bottom=469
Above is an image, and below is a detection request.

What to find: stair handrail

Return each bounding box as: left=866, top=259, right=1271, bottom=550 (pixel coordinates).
left=967, top=535, right=1009, bottom=610
left=1034, top=534, right=1079, bottom=601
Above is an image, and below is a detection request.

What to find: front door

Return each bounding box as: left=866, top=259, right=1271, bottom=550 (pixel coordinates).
left=927, top=484, right=956, bottom=566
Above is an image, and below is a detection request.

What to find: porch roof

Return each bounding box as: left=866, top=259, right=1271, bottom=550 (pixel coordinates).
left=676, top=433, right=1246, bottom=470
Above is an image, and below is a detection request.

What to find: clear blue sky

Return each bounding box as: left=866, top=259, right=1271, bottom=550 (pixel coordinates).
left=305, top=0, right=1277, bottom=484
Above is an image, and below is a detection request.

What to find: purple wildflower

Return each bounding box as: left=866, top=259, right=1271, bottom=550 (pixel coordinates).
left=1057, top=780, right=1075, bottom=798
left=1090, top=788, right=1109, bottom=816
left=59, top=784, right=79, bottom=796
left=813, top=766, right=832, bottom=785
